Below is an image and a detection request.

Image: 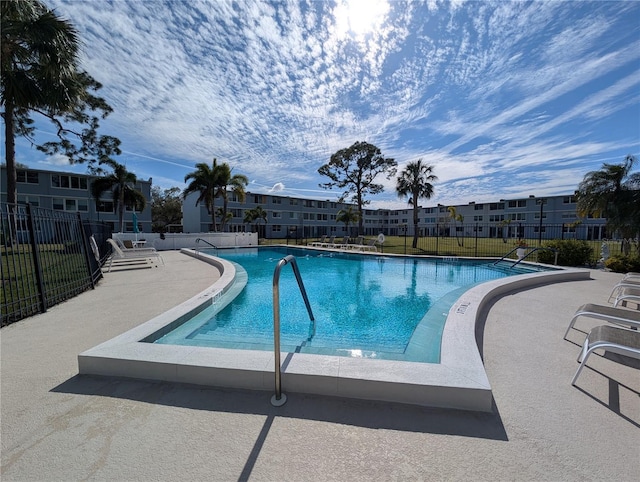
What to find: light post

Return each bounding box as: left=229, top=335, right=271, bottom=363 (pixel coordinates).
left=536, top=198, right=547, bottom=247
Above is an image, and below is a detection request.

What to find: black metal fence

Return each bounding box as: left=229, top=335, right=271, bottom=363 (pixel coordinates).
left=1, top=203, right=112, bottom=326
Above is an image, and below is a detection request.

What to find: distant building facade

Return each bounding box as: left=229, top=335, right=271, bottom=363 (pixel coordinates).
left=0, top=166, right=152, bottom=233
left=183, top=191, right=608, bottom=241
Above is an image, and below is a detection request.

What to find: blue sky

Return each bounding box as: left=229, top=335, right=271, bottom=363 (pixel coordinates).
left=10, top=0, right=640, bottom=209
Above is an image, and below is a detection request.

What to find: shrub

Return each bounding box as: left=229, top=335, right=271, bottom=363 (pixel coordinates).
left=604, top=255, right=640, bottom=273
left=538, top=239, right=593, bottom=267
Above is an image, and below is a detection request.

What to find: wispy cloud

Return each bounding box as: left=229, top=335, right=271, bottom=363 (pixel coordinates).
left=23, top=0, right=636, bottom=208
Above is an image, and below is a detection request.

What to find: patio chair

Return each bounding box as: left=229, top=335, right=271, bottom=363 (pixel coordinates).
left=308, top=235, right=327, bottom=247
left=336, top=236, right=351, bottom=249
left=120, top=238, right=158, bottom=253
left=612, top=286, right=640, bottom=308
left=347, top=236, right=365, bottom=251
left=563, top=303, right=640, bottom=340
left=106, top=238, right=164, bottom=272
left=571, top=324, right=640, bottom=385
left=319, top=235, right=335, bottom=248
left=607, top=278, right=640, bottom=302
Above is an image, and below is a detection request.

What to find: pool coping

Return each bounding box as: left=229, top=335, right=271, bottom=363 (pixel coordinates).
left=78, top=249, right=590, bottom=412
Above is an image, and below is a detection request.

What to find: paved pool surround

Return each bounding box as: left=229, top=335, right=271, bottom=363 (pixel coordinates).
left=78, top=249, right=589, bottom=411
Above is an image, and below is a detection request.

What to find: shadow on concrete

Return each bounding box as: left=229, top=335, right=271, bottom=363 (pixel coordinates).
left=52, top=374, right=509, bottom=441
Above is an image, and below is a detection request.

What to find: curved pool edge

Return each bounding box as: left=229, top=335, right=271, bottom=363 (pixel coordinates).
left=78, top=251, right=590, bottom=412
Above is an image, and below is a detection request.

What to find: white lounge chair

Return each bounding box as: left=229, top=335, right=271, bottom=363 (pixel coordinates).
left=564, top=303, right=640, bottom=340
left=308, top=235, right=327, bottom=247
left=106, top=238, right=164, bottom=272
left=571, top=324, right=640, bottom=385
left=607, top=278, right=640, bottom=302
left=613, top=286, right=640, bottom=308
left=121, top=238, right=157, bottom=252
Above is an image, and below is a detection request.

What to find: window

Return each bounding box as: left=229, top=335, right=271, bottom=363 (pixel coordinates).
left=17, top=195, right=39, bottom=206
left=473, top=215, right=483, bottom=222
left=317, top=201, right=326, bottom=209
left=289, top=198, right=298, bottom=205
left=272, top=212, right=281, bottom=218
left=52, top=198, right=64, bottom=210
left=52, top=174, right=87, bottom=190
left=253, top=195, right=265, bottom=203
left=272, top=197, right=281, bottom=204
left=508, top=200, right=526, bottom=208
left=77, top=200, right=89, bottom=212
left=289, top=212, right=297, bottom=219
left=304, top=200, right=314, bottom=208
left=272, top=225, right=281, bottom=232
left=563, top=195, right=576, bottom=204
left=97, top=201, right=114, bottom=213
left=16, top=170, right=39, bottom=184
left=65, top=199, right=77, bottom=211
left=474, top=204, right=484, bottom=210
left=489, top=203, right=504, bottom=210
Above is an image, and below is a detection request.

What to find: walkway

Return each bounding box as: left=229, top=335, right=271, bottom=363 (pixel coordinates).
left=1, top=251, right=638, bottom=481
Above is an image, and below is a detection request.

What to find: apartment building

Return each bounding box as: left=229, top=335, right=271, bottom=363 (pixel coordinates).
left=0, top=166, right=152, bottom=233
left=184, top=191, right=608, bottom=241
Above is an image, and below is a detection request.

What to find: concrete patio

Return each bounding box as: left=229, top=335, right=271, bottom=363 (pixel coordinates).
left=1, top=250, right=638, bottom=481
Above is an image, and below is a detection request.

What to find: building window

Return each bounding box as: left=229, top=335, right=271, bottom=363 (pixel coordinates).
left=272, top=225, right=281, bottom=232
left=272, top=197, right=281, bottom=204
left=474, top=204, right=483, bottom=210
left=97, top=201, right=114, bottom=213
left=17, top=195, right=39, bottom=206
left=563, top=195, right=576, bottom=204
left=272, top=212, right=281, bottom=218
left=52, top=198, right=64, bottom=210
left=17, top=170, right=39, bottom=184
left=52, top=174, right=87, bottom=190
left=489, top=203, right=504, bottom=210
left=289, top=198, right=298, bottom=205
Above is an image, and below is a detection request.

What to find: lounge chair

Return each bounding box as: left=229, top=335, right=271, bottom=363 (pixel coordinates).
left=571, top=324, right=640, bottom=385
left=607, top=278, right=640, bottom=302
left=319, top=235, right=335, bottom=248
left=308, top=235, right=327, bottom=247
left=563, top=303, right=640, bottom=340
left=612, top=286, right=640, bottom=308
left=348, top=237, right=377, bottom=252
left=347, top=236, right=365, bottom=251
left=336, top=236, right=351, bottom=249
left=120, top=238, right=158, bottom=253
left=106, top=238, right=164, bottom=272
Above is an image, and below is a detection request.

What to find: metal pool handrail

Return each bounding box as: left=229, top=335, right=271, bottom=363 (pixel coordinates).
left=195, top=238, right=218, bottom=256
left=271, top=255, right=315, bottom=407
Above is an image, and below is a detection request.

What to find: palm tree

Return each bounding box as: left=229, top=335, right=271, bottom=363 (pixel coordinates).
left=336, top=206, right=360, bottom=237
left=91, top=160, right=146, bottom=232
left=243, top=206, right=268, bottom=237
left=214, top=162, right=248, bottom=232
left=448, top=206, right=464, bottom=247
left=576, top=155, right=640, bottom=245
left=183, top=160, right=221, bottom=231
left=1, top=0, right=79, bottom=205
left=396, top=159, right=438, bottom=248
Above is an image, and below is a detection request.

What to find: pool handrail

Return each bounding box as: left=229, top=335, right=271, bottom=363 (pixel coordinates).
left=494, top=246, right=558, bottom=267
left=271, top=254, right=315, bottom=407
left=195, top=238, right=218, bottom=256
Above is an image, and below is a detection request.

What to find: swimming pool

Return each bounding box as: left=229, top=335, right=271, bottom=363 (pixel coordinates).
left=79, top=248, right=588, bottom=411
left=153, top=247, right=549, bottom=363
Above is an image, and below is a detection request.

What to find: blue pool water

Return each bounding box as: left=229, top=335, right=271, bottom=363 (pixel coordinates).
left=154, top=247, right=547, bottom=362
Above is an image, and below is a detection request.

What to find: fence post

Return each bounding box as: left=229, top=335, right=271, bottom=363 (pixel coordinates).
left=475, top=223, right=478, bottom=257
left=26, top=204, right=47, bottom=313
left=79, top=214, right=97, bottom=289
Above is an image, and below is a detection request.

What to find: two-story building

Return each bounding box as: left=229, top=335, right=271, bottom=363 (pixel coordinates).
left=0, top=166, right=153, bottom=233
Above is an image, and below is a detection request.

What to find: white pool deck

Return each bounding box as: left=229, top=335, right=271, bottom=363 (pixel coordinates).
left=2, top=250, right=639, bottom=481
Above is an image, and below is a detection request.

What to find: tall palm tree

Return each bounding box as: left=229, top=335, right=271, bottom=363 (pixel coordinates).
left=336, top=206, right=360, bottom=237
left=1, top=0, right=80, bottom=205
left=91, top=160, right=146, bottom=232
left=448, top=206, right=464, bottom=247
left=183, top=160, right=221, bottom=231
left=576, top=155, right=640, bottom=243
left=396, top=159, right=438, bottom=248
left=243, top=206, right=268, bottom=237
left=214, top=162, right=248, bottom=232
